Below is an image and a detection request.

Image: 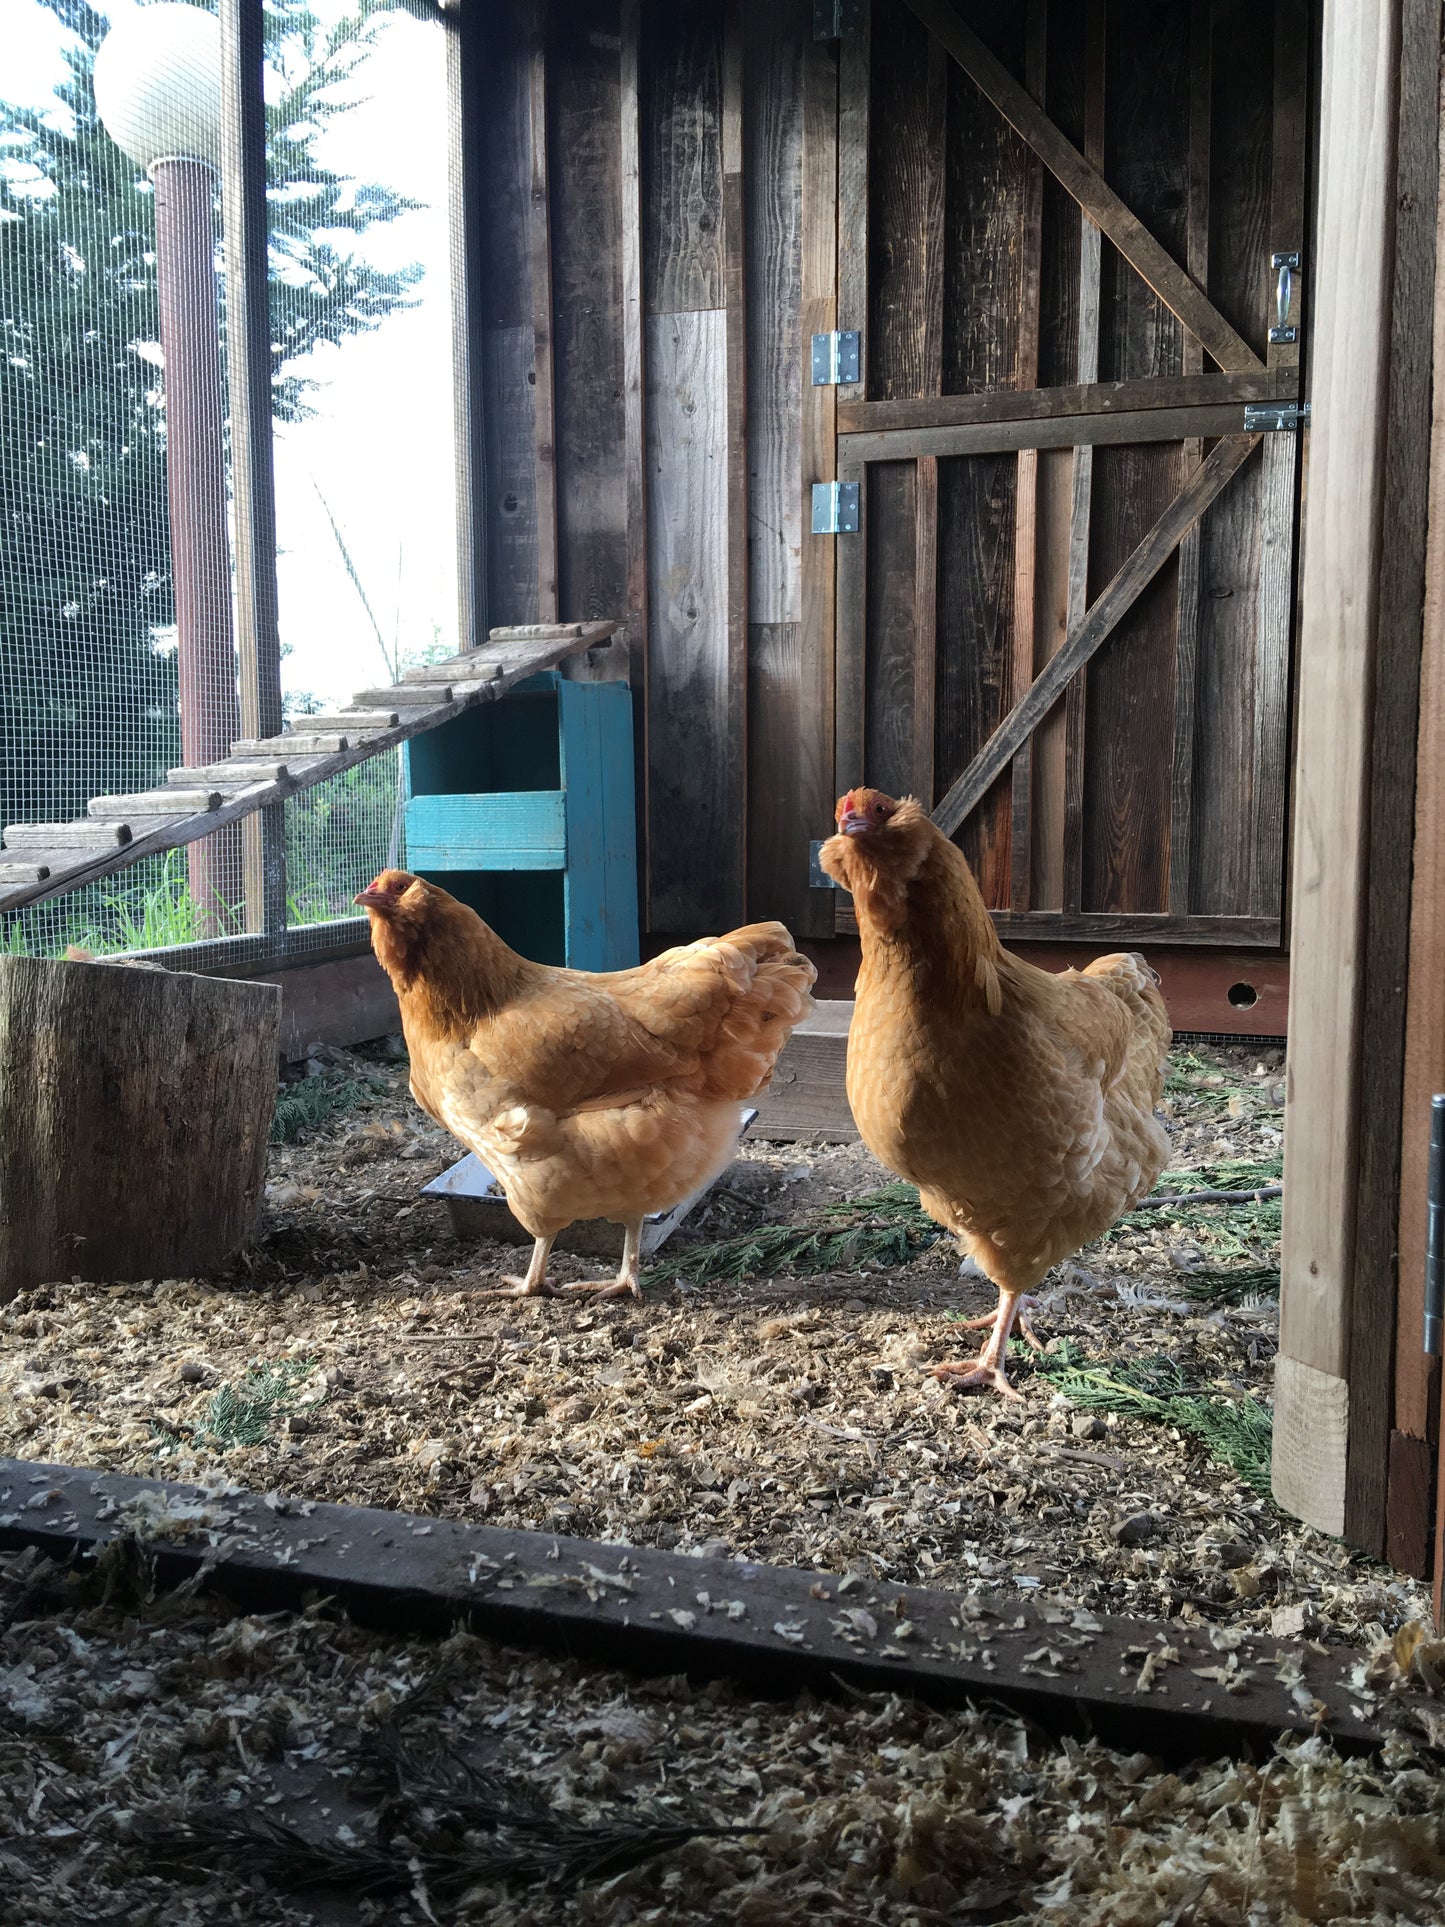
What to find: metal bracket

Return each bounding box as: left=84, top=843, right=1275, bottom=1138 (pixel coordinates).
left=811, top=330, right=861, bottom=386
left=813, top=0, right=863, bottom=37
left=1243, top=400, right=1311, bottom=433
left=812, top=481, right=860, bottom=535
left=809, top=840, right=842, bottom=889
left=1269, top=250, right=1300, bottom=344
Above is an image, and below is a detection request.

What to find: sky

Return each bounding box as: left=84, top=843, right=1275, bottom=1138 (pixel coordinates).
left=3, top=0, right=459, bottom=709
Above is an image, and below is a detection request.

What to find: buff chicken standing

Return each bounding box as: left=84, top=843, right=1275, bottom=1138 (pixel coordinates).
left=820, top=789, right=1171, bottom=1398
left=356, top=871, right=815, bottom=1300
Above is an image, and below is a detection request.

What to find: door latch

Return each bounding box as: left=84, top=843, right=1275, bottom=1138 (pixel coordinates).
left=812, top=481, right=860, bottom=534
left=1243, top=400, right=1311, bottom=433
left=1270, top=250, right=1300, bottom=344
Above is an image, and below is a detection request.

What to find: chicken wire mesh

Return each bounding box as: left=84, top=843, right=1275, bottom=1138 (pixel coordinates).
left=0, top=0, right=457, bottom=964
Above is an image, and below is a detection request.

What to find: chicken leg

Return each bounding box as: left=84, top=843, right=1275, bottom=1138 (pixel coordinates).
left=927, top=1288, right=1043, bottom=1400
left=486, top=1233, right=557, bottom=1298
left=557, top=1219, right=645, bottom=1302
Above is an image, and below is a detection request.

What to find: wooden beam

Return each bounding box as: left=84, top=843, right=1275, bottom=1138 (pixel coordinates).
left=832, top=0, right=869, bottom=856
left=1008, top=0, right=1047, bottom=914
left=840, top=400, right=1255, bottom=467
left=931, top=437, right=1260, bottom=841
left=1346, top=0, right=1442, bottom=1558
left=0, top=1459, right=1388, bottom=1761
left=902, top=0, right=1261, bottom=374
left=836, top=368, right=1298, bottom=435
left=1061, top=0, right=1103, bottom=918
left=620, top=0, right=650, bottom=906
left=525, top=19, right=559, bottom=624
left=444, top=0, right=489, bottom=650
left=1275, top=0, right=1402, bottom=1539
left=219, top=0, right=285, bottom=940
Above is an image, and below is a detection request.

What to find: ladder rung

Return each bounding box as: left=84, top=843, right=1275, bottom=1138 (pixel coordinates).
left=231, top=734, right=348, bottom=757
left=307, top=712, right=399, bottom=732
left=0, top=859, right=52, bottom=883
left=488, top=624, right=586, bottom=640
left=90, top=789, right=223, bottom=817
left=4, top=821, right=131, bottom=850
left=352, top=685, right=453, bottom=708
left=166, top=762, right=288, bottom=787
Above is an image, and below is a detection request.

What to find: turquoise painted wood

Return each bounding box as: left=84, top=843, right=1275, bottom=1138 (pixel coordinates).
left=403, top=673, right=639, bottom=970
left=406, top=792, right=566, bottom=870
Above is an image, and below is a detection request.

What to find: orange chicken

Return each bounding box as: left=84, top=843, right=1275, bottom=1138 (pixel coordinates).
left=356, top=871, right=815, bottom=1300
left=820, top=789, right=1171, bottom=1397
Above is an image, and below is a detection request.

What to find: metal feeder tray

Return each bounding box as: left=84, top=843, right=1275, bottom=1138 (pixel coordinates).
left=420, top=1109, right=759, bottom=1260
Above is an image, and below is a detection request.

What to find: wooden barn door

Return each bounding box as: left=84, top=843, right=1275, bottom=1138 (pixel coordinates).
left=831, top=0, right=1308, bottom=947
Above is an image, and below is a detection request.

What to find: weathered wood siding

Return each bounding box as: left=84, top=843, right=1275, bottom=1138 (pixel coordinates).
left=465, top=0, right=1308, bottom=945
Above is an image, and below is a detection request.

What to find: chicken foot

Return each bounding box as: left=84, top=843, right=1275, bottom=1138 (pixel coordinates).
left=556, top=1220, right=645, bottom=1303
left=928, top=1290, right=1043, bottom=1400
left=484, top=1233, right=558, bottom=1298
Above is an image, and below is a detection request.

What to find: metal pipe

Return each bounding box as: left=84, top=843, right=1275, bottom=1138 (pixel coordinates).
left=153, top=155, right=243, bottom=937
left=1425, top=1093, right=1445, bottom=1355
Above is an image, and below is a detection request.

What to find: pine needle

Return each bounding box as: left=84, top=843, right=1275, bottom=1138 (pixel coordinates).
left=187, top=1358, right=318, bottom=1452
left=1176, top=1264, right=1280, bottom=1306
left=271, top=1070, right=385, bottom=1145
left=644, top=1183, right=941, bottom=1288
left=1035, top=1344, right=1273, bottom=1496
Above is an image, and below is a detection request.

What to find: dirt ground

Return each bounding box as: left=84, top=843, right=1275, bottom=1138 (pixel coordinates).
left=0, top=1038, right=1430, bottom=1650
left=5, top=1037, right=1445, bottom=1922
left=4, top=1533, right=1445, bottom=1927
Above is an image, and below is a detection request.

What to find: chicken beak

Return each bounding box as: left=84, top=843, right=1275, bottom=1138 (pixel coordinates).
left=354, top=884, right=388, bottom=908
left=839, top=812, right=870, bottom=836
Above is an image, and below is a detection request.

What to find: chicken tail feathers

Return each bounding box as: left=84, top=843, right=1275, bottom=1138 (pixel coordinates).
left=697, top=925, right=817, bottom=1101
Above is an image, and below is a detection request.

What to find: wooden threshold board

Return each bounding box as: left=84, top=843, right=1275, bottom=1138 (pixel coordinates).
left=0, top=1458, right=1397, bottom=1763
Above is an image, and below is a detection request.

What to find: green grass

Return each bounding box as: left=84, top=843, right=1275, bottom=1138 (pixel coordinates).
left=1033, top=1342, right=1274, bottom=1496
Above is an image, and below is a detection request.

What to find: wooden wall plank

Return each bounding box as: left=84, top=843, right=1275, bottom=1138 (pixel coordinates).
left=795, top=30, right=840, bottom=935
left=1010, top=0, right=1046, bottom=913
left=913, top=454, right=938, bottom=802
left=526, top=23, right=559, bottom=624
left=832, top=0, right=868, bottom=891
left=1030, top=443, right=1072, bottom=909
left=479, top=14, right=541, bottom=627
left=862, top=461, right=919, bottom=799
left=1398, top=34, right=1445, bottom=1541
left=936, top=452, right=1016, bottom=905
left=1348, top=0, right=1441, bottom=1556
left=867, top=4, right=945, bottom=399
left=745, top=0, right=811, bottom=929
left=548, top=0, right=628, bottom=662
left=642, top=2, right=723, bottom=315
left=620, top=0, right=649, bottom=830
left=1168, top=0, right=1210, bottom=919
left=1061, top=0, right=1103, bottom=914
left=640, top=0, right=744, bottom=930
left=1083, top=1, right=1191, bottom=916
left=1275, top=0, right=1401, bottom=1538
left=644, top=309, right=735, bottom=926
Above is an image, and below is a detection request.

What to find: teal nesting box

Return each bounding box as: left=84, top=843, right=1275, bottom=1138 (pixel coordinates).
left=403, top=672, right=639, bottom=970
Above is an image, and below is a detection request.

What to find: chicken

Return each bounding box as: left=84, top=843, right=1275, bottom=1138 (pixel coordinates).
left=356, top=871, right=816, bottom=1300
left=819, top=789, right=1171, bottom=1398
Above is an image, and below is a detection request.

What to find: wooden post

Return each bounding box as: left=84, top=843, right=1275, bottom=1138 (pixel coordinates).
left=219, top=0, right=286, bottom=941
left=0, top=958, right=279, bottom=1302
left=1274, top=0, right=1402, bottom=1535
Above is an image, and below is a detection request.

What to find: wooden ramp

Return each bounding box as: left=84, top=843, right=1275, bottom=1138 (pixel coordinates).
left=0, top=623, right=618, bottom=917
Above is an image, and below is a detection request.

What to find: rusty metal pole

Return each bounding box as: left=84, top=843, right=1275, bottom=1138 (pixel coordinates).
left=152, top=156, right=243, bottom=938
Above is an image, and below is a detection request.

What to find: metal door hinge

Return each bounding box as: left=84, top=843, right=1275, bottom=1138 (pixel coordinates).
left=809, top=840, right=842, bottom=888
left=811, top=330, right=861, bottom=385
left=813, top=0, right=863, bottom=37
left=812, top=481, right=860, bottom=534
left=1270, top=250, right=1301, bottom=343
left=1244, top=400, right=1310, bottom=433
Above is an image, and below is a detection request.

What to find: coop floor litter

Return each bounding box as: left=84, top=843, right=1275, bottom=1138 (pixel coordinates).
left=6, top=1546, right=1445, bottom=1927
left=1, top=1041, right=1425, bottom=1649
left=3, top=1039, right=1443, bottom=1920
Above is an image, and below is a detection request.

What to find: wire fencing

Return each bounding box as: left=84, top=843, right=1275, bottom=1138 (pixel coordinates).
left=0, top=0, right=457, bottom=964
